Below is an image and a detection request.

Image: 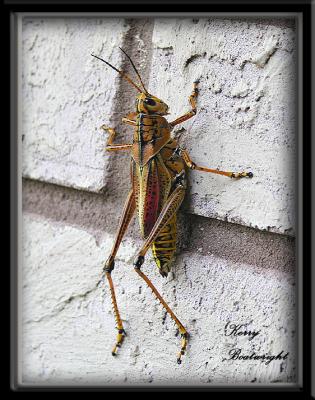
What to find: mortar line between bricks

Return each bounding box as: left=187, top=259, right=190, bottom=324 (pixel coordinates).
left=22, top=178, right=296, bottom=275
left=22, top=176, right=294, bottom=239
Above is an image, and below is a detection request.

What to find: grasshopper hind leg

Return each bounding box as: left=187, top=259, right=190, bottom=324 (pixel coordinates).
left=105, top=270, right=127, bottom=356
left=103, top=190, right=136, bottom=356
left=133, top=185, right=189, bottom=363
left=134, top=265, right=189, bottom=364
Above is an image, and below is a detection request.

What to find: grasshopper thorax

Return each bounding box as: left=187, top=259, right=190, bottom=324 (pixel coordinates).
left=136, top=92, right=169, bottom=116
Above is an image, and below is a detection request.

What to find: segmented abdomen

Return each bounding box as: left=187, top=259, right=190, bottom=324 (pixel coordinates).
left=152, top=215, right=177, bottom=277
left=131, top=137, right=186, bottom=277
left=132, top=154, right=172, bottom=239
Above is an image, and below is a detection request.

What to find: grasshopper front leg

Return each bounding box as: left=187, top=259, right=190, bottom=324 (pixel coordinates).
left=180, top=148, right=253, bottom=178
left=104, top=189, right=136, bottom=355
left=169, top=80, right=199, bottom=129
left=101, top=125, right=132, bottom=151
left=122, top=112, right=137, bottom=126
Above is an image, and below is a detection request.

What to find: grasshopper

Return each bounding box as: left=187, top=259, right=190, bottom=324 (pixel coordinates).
left=92, top=48, right=253, bottom=364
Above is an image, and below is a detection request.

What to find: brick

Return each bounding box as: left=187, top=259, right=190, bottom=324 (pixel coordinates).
left=148, top=18, right=296, bottom=235
left=22, top=18, right=130, bottom=192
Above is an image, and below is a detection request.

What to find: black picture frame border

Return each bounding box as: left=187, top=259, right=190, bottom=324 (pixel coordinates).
left=7, top=0, right=312, bottom=396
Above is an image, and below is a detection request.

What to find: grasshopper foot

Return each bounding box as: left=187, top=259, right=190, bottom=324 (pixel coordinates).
left=231, top=171, right=253, bottom=179
left=111, top=328, right=127, bottom=356
left=100, top=124, right=110, bottom=132
left=177, top=332, right=189, bottom=365
left=192, top=80, right=199, bottom=95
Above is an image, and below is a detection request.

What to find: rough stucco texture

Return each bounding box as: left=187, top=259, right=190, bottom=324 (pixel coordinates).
left=22, top=214, right=295, bottom=385
left=148, top=19, right=296, bottom=235
left=22, top=18, right=130, bottom=192
left=21, top=17, right=297, bottom=386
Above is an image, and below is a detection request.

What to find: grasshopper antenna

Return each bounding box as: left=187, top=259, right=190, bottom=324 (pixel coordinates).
left=118, top=47, right=149, bottom=94
left=91, top=53, right=143, bottom=93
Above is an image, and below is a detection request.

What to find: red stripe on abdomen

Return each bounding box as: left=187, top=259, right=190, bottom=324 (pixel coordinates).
left=143, top=160, right=160, bottom=238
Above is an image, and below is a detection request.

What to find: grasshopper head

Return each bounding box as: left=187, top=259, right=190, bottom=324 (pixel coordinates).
left=92, top=48, right=170, bottom=115
left=136, top=92, right=169, bottom=116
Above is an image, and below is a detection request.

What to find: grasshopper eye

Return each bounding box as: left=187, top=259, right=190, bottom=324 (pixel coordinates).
left=144, top=98, right=156, bottom=106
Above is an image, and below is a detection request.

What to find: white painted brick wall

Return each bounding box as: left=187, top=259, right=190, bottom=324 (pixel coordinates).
left=20, top=17, right=297, bottom=386
left=22, top=215, right=295, bottom=385
left=22, top=18, right=129, bottom=191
